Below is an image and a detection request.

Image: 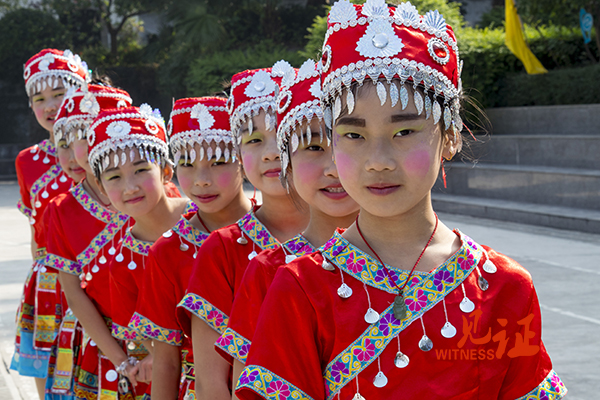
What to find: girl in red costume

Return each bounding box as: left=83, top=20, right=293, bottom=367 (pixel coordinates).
left=45, top=84, right=154, bottom=400
left=129, top=96, right=252, bottom=399
left=236, top=1, right=567, bottom=399
left=12, top=48, right=89, bottom=399
left=215, top=59, right=359, bottom=394
left=177, top=68, right=310, bottom=400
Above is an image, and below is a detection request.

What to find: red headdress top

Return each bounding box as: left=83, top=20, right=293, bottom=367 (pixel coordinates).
left=168, top=97, right=235, bottom=165
left=23, top=49, right=90, bottom=97
left=228, top=68, right=282, bottom=141
left=321, top=0, right=463, bottom=134
left=272, top=59, right=324, bottom=174
left=54, top=84, right=132, bottom=144
left=88, top=104, right=168, bottom=175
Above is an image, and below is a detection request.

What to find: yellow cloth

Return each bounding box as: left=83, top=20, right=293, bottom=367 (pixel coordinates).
left=505, top=0, right=547, bottom=74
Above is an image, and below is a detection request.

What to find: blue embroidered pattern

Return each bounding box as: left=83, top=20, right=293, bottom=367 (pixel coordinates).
left=516, top=370, right=567, bottom=400
left=237, top=365, right=311, bottom=400
left=216, top=234, right=316, bottom=363
left=177, top=293, right=229, bottom=334
left=71, top=183, right=113, bottom=223
left=129, top=312, right=182, bottom=346
left=122, top=230, right=152, bottom=256
left=171, top=214, right=210, bottom=247
left=238, top=211, right=280, bottom=252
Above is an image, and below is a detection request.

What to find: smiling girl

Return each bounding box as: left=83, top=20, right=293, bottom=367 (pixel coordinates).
left=44, top=84, right=143, bottom=399
left=176, top=68, right=310, bottom=400
left=128, top=97, right=252, bottom=400
left=236, top=1, right=566, bottom=399
left=12, top=49, right=89, bottom=399
left=215, top=59, right=359, bottom=394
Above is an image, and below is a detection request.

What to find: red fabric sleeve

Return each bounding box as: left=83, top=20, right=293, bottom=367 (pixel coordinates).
left=15, top=148, right=32, bottom=212
left=131, top=240, right=185, bottom=345
left=236, top=266, right=325, bottom=400
left=177, top=229, right=233, bottom=337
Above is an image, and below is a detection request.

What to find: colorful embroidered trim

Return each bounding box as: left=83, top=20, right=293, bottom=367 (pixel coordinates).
left=177, top=293, right=229, bottom=334
left=237, top=365, right=311, bottom=400
left=122, top=229, right=152, bottom=256
left=38, top=139, right=56, bottom=157
left=516, top=370, right=567, bottom=400
left=17, top=199, right=33, bottom=218
left=238, top=211, right=280, bottom=252
left=45, top=253, right=80, bottom=274
left=216, top=328, right=251, bottom=363
left=172, top=214, right=210, bottom=247
left=71, top=183, right=113, bottom=223
left=111, top=322, right=143, bottom=341
left=323, top=232, right=482, bottom=399
left=29, top=164, right=61, bottom=204
left=76, top=213, right=129, bottom=273
left=34, top=248, right=47, bottom=262
left=128, top=312, right=183, bottom=346
left=322, top=230, right=447, bottom=294
left=216, top=235, right=315, bottom=363
left=283, top=234, right=315, bottom=256
left=184, top=200, right=199, bottom=214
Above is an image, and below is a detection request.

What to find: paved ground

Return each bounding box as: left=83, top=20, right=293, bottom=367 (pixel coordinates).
left=0, top=181, right=598, bottom=399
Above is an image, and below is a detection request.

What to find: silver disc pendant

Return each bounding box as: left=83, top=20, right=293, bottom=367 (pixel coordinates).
left=40, top=266, right=46, bottom=273
left=85, top=272, right=93, bottom=281
left=418, top=335, right=433, bottom=351
left=285, top=255, right=297, bottom=263
left=41, top=191, right=49, bottom=199
left=193, top=252, right=198, bottom=259
left=29, top=217, right=35, bottom=225
left=33, top=359, right=43, bottom=369
left=460, top=297, right=475, bottom=313
left=128, top=261, right=137, bottom=270
left=91, top=265, right=100, bottom=273
left=51, top=182, right=58, bottom=190
left=248, top=250, right=258, bottom=260
left=59, top=175, right=67, bottom=183
left=337, top=283, right=353, bottom=299
left=32, top=209, right=37, bottom=216
left=478, top=275, right=489, bottom=291
left=373, top=371, right=388, bottom=388
left=483, top=259, right=497, bottom=274
left=99, top=256, right=107, bottom=264
left=322, top=260, right=335, bottom=271
left=441, top=321, right=457, bottom=338
left=127, top=341, right=136, bottom=350
left=180, top=243, right=189, bottom=251
left=394, top=351, right=409, bottom=368
left=162, top=230, right=173, bottom=238
left=35, top=200, right=42, bottom=208
left=43, top=156, right=50, bottom=164
left=353, top=394, right=366, bottom=400
left=108, top=246, right=116, bottom=255
left=364, top=308, right=380, bottom=324
left=33, top=154, right=40, bottom=161
left=79, top=273, right=86, bottom=281
left=115, top=253, right=124, bottom=262
left=237, top=236, right=248, bottom=245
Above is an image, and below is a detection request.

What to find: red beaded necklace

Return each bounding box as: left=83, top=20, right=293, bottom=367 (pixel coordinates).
left=355, top=213, right=439, bottom=320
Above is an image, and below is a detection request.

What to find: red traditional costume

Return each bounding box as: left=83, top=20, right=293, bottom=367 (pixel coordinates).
left=86, top=103, right=176, bottom=399
left=12, top=48, right=89, bottom=378
left=236, top=1, right=566, bottom=399
left=215, top=235, right=315, bottom=364
left=128, top=97, right=233, bottom=400
left=237, top=232, right=567, bottom=399
left=176, top=68, right=284, bottom=346
left=216, top=59, right=325, bottom=364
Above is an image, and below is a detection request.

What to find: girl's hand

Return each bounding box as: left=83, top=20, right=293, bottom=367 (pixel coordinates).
left=123, top=362, right=139, bottom=386
left=135, top=354, right=153, bottom=383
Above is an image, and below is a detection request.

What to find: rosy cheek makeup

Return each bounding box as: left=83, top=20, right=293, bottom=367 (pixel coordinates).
left=216, top=170, right=234, bottom=188
left=333, top=152, right=355, bottom=181
left=402, top=149, right=432, bottom=178
left=294, top=160, right=321, bottom=186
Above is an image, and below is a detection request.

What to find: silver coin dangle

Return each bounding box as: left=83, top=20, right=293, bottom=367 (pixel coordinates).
left=478, top=275, right=489, bottom=291
left=373, top=371, right=388, bottom=388
left=483, top=259, right=497, bottom=274
left=91, top=265, right=100, bottom=273
left=115, top=253, right=124, bottom=262
left=418, top=335, right=433, bottom=351
left=108, top=246, right=116, bottom=255
left=237, top=236, right=248, bottom=245
left=59, top=175, right=68, bottom=183
left=248, top=250, right=258, bottom=260
left=322, top=260, right=335, bottom=271
left=285, top=254, right=297, bottom=263
left=85, top=272, right=93, bottom=281
left=441, top=321, right=457, bottom=338
left=127, top=261, right=137, bottom=270
left=99, top=256, right=107, bottom=264
left=394, top=351, right=409, bottom=368
left=180, top=243, right=189, bottom=251
left=460, top=297, right=475, bottom=313
left=51, top=182, right=58, bottom=190
left=337, top=283, right=353, bottom=298
left=364, top=308, right=380, bottom=324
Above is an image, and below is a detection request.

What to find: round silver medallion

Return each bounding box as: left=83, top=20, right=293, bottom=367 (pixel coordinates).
left=237, top=236, right=248, bottom=245
left=60, top=175, right=68, bottom=183
left=108, top=246, right=116, bottom=255
left=127, top=261, right=137, bottom=270
left=127, top=341, right=136, bottom=350
left=41, top=191, right=49, bottom=199
left=364, top=308, right=380, bottom=324
left=372, top=33, right=389, bottom=49
left=322, top=260, right=335, bottom=271
left=483, top=260, right=497, bottom=274
left=180, top=243, right=189, bottom=252
left=51, top=182, right=58, bottom=190
left=459, top=297, right=475, bottom=313
left=337, top=283, right=353, bottom=299
left=99, top=256, right=107, bottom=264
left=115, top=253, right=124, bottom=262
left=373, top=371, right=388, bottom=388
left=394, top=351, right=409, bottom=368
left=162, top=230, right=173, bottom=238
left=441, top=321, right=457, bottom=338
left=105, top=369, right=118, bottom=382
left=85, top=272, right=92, bottom=281
left=91, top=265, right=100, bottom=273
left=418, top=334, right=433, bottom=351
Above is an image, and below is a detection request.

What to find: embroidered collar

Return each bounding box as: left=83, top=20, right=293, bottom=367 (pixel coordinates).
left=38, top=139, right=56, bottom=156
left=172, top=213, right=210, bottom=247
left=237, top=209, right=280, bottom=251
left=283, top=234, right=315, bottom=256
left=320, top=230, right=476, bottom=294
left=122, top=229, right=153, bottom=256
left=30, top=164, right=62, bottom=200
left=77, top=213, right=129, bottom=268
left=71, top=182, right=114, bottom=223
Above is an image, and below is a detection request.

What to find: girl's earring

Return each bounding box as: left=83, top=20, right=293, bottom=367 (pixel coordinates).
left=441, top=157, right=447, bottom=189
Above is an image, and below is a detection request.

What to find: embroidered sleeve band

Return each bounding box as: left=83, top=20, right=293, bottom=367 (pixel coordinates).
left=236, top=365, right=313, bottom=400
left=177, top=293, right=229, bottom=334
left=216, top=327, right=252, bottom=364
left=128, top=312, right=183, bottom=346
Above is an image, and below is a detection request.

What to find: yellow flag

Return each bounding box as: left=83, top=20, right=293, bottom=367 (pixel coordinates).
left=505, top=0, right=547, bottom=74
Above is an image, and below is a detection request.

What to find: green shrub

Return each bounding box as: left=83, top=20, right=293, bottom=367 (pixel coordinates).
left=186, top=41, right=305, bottom=97
left=0, top=8, right=70, bottom=83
